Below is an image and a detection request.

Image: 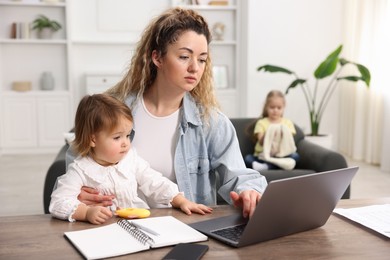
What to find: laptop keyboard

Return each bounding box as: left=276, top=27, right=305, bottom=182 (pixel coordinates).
left=211, top=224, right=247, bottom=242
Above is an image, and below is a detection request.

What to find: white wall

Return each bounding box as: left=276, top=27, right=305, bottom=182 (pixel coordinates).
left=69, top=0, right=171, bottom=112
left=69, top=0, right=345, bottom=147
left=245, top=0, right=344, bottom=146
left=381, top=96, right=390, bottom=172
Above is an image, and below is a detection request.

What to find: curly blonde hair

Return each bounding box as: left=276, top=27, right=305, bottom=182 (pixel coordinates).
left=106, top=7, right=219, bottom=120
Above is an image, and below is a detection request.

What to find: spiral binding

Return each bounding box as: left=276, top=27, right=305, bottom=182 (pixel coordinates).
left=117, top=219, right=154, bottom=246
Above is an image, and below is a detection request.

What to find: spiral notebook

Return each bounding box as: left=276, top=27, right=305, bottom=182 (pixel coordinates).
left=64, top=216, right=208, bottom=260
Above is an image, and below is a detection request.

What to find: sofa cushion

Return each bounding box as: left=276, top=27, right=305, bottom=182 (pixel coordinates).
left=230, top=117, right=304, bottom=159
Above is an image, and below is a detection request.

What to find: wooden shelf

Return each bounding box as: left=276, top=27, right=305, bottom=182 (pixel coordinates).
left=0, top=1, right=66, bottom=7
left=2, top=90, right=70, bottom=96
left=72, top=39, right=135, bottom=45
left=0, top=39, right=67, bottom=44
left=178, top=5, right=236, bottom=11
left=0, top=0, right=72, bottom=153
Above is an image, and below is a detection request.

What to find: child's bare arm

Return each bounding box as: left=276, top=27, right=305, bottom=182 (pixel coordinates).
left=170, top=194, right=213, bottom=215
left=256, top=132, right=265, bottom=145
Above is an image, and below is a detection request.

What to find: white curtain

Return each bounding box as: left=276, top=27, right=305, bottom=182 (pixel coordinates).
left=339, top=0, right=390, bottom=171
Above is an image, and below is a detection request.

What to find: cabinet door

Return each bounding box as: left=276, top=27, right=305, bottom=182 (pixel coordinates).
left=85, top=74, right=122, bottom=94
left=217, top=90, right=239, bottom=117
left=37, top=96, right=70, bottom=147
left=1, top=96, right=37, bottom=148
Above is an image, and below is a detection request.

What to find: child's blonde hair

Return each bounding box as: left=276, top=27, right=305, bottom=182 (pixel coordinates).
left=261, top=90, right=286, bottom=118
left=73, top=94, right=133, bottom=157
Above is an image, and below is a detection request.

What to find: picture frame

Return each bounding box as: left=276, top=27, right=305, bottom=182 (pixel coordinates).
left=213, top=65, right=228, bottom=89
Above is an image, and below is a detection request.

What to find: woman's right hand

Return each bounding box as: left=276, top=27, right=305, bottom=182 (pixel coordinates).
left=77, top=186, right=115, bottom=207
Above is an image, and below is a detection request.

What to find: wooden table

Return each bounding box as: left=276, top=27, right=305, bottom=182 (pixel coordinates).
left=1, top=198, right=389, bottom=259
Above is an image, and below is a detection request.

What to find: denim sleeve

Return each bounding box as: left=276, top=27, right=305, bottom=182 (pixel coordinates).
left=208, top=113, right=268, bottom=204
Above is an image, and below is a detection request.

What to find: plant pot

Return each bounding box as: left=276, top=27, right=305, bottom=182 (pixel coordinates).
left=37, top=28, right=53, bottom=39
left=305, top=134, right=333, bottom=150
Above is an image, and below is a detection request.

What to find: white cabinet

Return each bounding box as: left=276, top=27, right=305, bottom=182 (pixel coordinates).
left=1, top=93, right=71, bottom=154
left=37, top=95, right=70, bottom=147
left=85, top=74, right=122, bottom=95
left=1, top=96, right=37, bottom=148
left=0, top=1, right=72, bottom=154
left=0, top=0, right=246, bottom=154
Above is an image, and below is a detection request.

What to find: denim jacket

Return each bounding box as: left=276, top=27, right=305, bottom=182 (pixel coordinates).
left=66, top=93, right=267, bottom=205
left=127, top=93, right=267, bottom=205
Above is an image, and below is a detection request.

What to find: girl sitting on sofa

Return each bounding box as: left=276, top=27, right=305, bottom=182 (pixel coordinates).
left=245, top=90, right=300, bottom=171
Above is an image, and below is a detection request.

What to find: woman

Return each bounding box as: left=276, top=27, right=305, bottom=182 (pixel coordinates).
left=68, top=7, right=267, bottom=218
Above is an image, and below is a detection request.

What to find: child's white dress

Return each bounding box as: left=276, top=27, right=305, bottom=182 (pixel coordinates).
left=49, top=149, right=180, bottom=222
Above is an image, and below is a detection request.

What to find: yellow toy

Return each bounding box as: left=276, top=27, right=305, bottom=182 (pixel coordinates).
left=115, top=208, right=151, bottom=219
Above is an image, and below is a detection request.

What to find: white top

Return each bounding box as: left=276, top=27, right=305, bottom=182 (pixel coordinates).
left=131, top=98, right=180, bottom=182
left=49, top=149, right=180, bottom=222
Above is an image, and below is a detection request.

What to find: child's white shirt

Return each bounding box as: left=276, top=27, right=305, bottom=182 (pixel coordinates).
left=49, top=149, right=180, bottom=222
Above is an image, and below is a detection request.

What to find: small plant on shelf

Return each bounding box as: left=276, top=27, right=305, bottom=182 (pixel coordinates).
left=31, top=15, right=62, bottom=39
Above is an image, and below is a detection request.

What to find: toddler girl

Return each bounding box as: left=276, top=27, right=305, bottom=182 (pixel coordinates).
left=50, top=94, right=212, bottom=224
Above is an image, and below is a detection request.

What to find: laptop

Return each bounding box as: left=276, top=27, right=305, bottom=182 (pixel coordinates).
left=189, top=167, right=358, bottom=247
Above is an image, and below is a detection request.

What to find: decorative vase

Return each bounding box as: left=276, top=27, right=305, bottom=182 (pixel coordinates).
left=212, top=22, right=225, bottom=41
left=40, top=71, right=55, bottom=90
left=37, top=28, right=53, bottom=39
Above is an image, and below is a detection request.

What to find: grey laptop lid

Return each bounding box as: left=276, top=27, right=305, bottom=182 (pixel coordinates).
left=190, top=167, right=358, bottom=247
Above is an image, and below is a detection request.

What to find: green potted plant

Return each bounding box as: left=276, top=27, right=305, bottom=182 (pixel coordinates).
left=31, top=15, right=62, bottom=39
left=257, top=45, right=371, bottom=136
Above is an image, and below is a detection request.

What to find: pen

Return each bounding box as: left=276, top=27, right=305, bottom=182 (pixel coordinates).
left=130, top=221, right=160, bottom=236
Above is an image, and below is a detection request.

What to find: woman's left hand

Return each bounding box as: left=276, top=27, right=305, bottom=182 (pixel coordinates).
left=180, top=201, right=213, bottom=215
left=172, top=194, right=213, bottom=215
left=230, top=190, right=261, bottom=218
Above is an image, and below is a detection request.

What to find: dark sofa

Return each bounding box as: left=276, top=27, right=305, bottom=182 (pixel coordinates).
left=230, top=118, right=349, bottom=199
left=43, top=117, right=349, bottom=213
left=43, top=144, right=68, bottom=213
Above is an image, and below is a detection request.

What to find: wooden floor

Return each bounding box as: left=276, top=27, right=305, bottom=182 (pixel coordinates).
left=0, top=153, right=389, bottom=217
